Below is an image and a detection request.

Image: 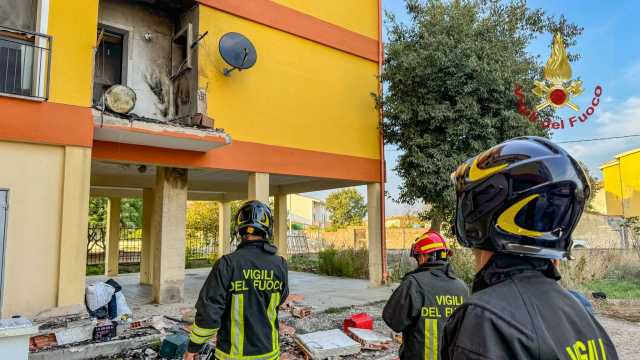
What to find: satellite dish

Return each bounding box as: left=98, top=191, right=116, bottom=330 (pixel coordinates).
left=104, top=85, right=136, bottom=114
left=219, top=32, right=257, bottom=76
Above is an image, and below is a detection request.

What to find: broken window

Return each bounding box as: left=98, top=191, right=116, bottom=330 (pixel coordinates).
left=93, top=27, right=127, bottom=106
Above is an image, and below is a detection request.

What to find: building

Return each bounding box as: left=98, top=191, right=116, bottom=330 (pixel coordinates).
left=600, top=148, right=640, bottom=217
left=0, top=0, right=384, bottom=317
left=286, top=194, right=327, bottom=229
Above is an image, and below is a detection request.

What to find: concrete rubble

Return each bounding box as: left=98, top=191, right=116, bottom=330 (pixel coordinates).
left=347, top=328, right=392, bottom=350
left=295, top=329, right=362, bottom=359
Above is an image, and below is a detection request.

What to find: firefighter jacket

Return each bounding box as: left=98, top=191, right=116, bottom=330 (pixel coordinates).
left=188, top=240, right=289, bottom=360
left=383, top=261, right=470, bottom=360
left=442, top=253, right=618, bottom=360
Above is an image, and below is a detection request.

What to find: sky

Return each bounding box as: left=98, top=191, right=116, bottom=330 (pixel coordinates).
left=309, top=0, right=640, bottom=216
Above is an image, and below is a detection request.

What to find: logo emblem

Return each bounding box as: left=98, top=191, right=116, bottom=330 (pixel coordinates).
left=496, top=194, right=544, bottom=238
left=532, top=33, right=584, bottom=112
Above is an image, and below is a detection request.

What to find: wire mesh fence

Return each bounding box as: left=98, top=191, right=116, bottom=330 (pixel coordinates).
left=185, top=226, right=218, bottom=262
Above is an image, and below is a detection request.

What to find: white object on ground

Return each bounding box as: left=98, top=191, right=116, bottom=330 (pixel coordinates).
left=86, top=282, right=115, bottom=311
left=115, top=292, right=132, bottom=319
left=54, top=319, right=96, bottom=345
left=0, top=317, right=39, bottom=360
left=295, top=329, right=361, bottom=359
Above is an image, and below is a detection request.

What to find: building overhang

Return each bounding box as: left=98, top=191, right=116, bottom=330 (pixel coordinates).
left=93, top=110, right=231, bottom=152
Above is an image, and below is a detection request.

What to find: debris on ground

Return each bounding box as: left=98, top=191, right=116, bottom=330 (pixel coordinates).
left=292, top=305, right=313, bottom=319
left=281, top=294, right=305, bottom=311
left=343, top=313, right=373, bottom=332
left=159, top=333, right=189, bottom=359
left=295, top=329, right=361, bottom=359
left=347, top=328, right=392, bottom=350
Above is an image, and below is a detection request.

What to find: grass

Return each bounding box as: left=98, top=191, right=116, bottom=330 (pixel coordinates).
left=318, top=248, right=369, bottom=279
left=287, top=255, right=319, bottom=273
left=586, top=279, right=640, bottom=299
left=86, top=264, right=140, bottom=276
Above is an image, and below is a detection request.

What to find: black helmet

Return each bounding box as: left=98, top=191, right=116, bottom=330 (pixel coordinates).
left=235, top=200, right=273, bottom=240
left=451, top=136, right=590, bottom=259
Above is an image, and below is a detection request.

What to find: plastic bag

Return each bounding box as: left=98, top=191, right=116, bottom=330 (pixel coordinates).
left=86, top=282, right=115, bottom=312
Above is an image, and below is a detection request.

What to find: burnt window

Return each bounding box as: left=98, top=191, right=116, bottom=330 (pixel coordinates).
left=93, top=27, right=127, bottom=106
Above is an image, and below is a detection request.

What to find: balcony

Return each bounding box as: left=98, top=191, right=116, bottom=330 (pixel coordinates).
left=0, top=25, right=51, bottom=101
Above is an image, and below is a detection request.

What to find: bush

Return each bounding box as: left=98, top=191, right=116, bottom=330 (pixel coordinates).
left=287, top=255, right=319, bottom=273
left=318, top=248, right=368, bottom=279
left=448, top=248, right=476, bottom=288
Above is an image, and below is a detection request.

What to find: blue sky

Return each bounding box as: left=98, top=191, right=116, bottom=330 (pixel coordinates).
left=309, top=0, right=640, bottom=216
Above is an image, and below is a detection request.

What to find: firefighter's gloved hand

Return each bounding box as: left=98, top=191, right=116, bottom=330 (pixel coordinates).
left=184, top=352, right=199, bottom=360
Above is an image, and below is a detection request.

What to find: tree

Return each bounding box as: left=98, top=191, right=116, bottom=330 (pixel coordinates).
left=381, top=0, right=582, bottom=231
left=326, top=188, right=368, bottom=229
left=577, top=160, right=602, bottom=212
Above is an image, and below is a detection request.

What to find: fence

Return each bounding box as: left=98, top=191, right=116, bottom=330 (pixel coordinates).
left=87, top=225, right=218, bottom=266
left=0, top=25, right=51, bottom=100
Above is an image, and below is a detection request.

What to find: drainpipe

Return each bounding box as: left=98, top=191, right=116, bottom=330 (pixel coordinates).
left=377, top=0, right=388, bottom=282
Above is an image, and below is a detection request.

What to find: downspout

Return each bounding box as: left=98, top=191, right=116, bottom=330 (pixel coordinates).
left=377, top=0, right=388, bottom=283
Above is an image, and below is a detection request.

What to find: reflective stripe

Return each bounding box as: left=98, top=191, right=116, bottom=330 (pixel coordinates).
left=432, top=319, right=438, bottom=360
left=190, top=324, right=218, bottom=344
left=231, top=294, right=245, bottom=357
left=267, top=293, right=280, bottom=353
left=424, top=319, right=438, bottom=360
left=214, top=347, right=279, bottom=360
left=599, top=339, right=607, bottom=360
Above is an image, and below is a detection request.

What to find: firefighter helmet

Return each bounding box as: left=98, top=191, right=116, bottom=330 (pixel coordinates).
left=410, top=231, right=451, bottom=259
left=451, top=136, right=590, bottom=259
left=235, top=200, right=273, bottom=240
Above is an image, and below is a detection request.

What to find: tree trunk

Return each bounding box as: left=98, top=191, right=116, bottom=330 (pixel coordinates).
left=429, top=216, right=442, bottom=232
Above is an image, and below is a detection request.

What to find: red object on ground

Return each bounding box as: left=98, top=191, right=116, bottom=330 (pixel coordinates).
left=343, top=313, right=373, bottom=333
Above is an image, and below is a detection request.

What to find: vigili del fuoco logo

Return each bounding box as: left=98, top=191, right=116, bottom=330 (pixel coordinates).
left=515, top=33, right=603, bottom=130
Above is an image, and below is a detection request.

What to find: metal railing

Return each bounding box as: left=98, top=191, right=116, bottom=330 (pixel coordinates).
left=185, top=226, right=218, bottom=261
left=0, top=25, right=51, bottom=100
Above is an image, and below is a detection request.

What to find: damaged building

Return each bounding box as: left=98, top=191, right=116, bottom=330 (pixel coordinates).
left=0, top=0, right=385, bottom=318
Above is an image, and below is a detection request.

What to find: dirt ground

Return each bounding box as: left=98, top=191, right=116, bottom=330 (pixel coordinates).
left=281, top=301, right=640, bottom=360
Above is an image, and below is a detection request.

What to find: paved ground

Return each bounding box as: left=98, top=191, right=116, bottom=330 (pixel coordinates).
left=88, top=269, right=395, bottom=317
left=88, top=270, right=640, bottom=359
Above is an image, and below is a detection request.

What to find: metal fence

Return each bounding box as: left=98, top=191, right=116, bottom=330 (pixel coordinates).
left=87, top=225, right=218, bottom=266
left=0, top=25, right=51, bottom=100
left=185, top=226, right=218, bottom=261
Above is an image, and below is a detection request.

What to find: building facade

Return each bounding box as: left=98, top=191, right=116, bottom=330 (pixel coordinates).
left=0, top=0, right=384, bottom=317
left=601, top=148, right=640, bottom=218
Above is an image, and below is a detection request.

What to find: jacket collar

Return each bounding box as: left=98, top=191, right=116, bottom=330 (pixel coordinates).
left=404, top=261, right=454, bottom=279
left=472, top=253, right=560, bottom=293
left=237, top=240, right=278, bottom=254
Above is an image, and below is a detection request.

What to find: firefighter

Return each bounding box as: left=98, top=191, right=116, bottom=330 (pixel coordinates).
left=442, top=136, right=618, bottom=360
left=184, top=200, right=289, bottom=360
left=382, top=231, right=469, bottom=360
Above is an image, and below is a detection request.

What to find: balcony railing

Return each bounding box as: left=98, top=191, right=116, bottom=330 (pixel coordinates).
left=0, top=25, right=51, bottom=100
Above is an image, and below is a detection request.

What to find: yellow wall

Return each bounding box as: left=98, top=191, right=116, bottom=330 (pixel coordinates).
left=270, top=0, right=379, bottom=39
left=288, top=194, right=315, bottom=224
left=198, top=7, right=380, bottom=160
left=0, top=142, right=91, bottom=317
left=618, top=150, right=640, bottom=217
left=601, top=162, right=623, bottom=216
left=48, top=0, right=100, bottom=106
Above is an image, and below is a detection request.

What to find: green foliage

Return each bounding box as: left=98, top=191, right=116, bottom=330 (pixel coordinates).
left=381, top=0, right=582, bottom=227
left=587, top=279, right=640, bottom=300
left=89, top=197, right=108, bottom=226
left=325, top=188, right=367, bottom=229
left=287, top=255, right=319, bottom=273
left=577, top=160, right=602, bottom=212
left=318, top=248, right=369, bottom=279
left=448, top=248, right=476, bottom=288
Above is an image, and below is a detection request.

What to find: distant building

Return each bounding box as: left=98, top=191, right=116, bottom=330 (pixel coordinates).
left=600, top=148, right=640, bottom=217
left=385, top=215, right=424, bottom=228
left=287, top=194, right=327, bottom=229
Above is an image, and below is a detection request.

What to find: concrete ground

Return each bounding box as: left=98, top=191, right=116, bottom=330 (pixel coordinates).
left=87, top=269, right=396, bottom=318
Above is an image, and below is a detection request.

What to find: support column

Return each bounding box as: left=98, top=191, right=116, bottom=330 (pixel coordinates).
left=218, top=200, right=232, bottom=256
left=105, top=197, right=121, bottom=277
left=151, top=167, right=188, bottom=304
left=57, top=146, right=92, bottom=306
left=274, top=193, right=288, bottom=258
left=248, top=173, right=269, bottom=203
left=367, top=183, right=383, bottom=286
left=140, top=188, right=154, bottom=285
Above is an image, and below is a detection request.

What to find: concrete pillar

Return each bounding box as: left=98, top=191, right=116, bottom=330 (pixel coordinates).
left=105, top=197, right=121, bottom=277
left=248, top=172, right=269, bottom=203
left=151, top=167, right=188, bottom=304
left=140, top=188, right=154, bottom=285
left=218, top=200, right=232, bottom=256
left=274, top=193, right=288, bottom=258
left=367, top=183, right=383, bottom=286
left=57, top=146, right=92, bottom=306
